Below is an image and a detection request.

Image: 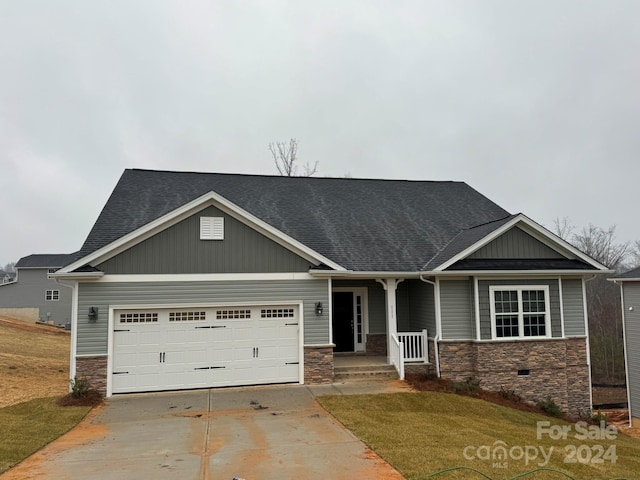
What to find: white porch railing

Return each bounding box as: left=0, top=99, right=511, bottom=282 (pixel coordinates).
left=398, top=329, right=429, bottom=363
left=389, top=334, right=405, bottom=380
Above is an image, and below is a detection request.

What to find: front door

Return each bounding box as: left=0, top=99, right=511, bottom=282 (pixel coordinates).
left=332, top=289, right=367, bottom=352
left=332, top=292, right=354, bottom=352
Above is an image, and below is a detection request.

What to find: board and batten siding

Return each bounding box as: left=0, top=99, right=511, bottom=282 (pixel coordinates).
left=97, top=205, right=315, bottom=274
left=76, top=279, right=330, bottom=356
left=562, top=278, right=586, bottom=336
left=623, top=283, right=640, bottom=421
left=440, top=279, right=475, bottom=340
left=469, top=227, right=564, bottom=259
left=332, top=279, right=386, bottom=334
left=478, top=279, right=562, bottom=340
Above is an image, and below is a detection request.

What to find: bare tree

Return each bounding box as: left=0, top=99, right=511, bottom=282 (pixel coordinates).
left=552, top=218, right=629, bottom=383
left=572, top=224, right=629, bottom=271
left=553, top=216, right=574, bottom=241
left=2, top=262, right=15, bottom=272
left=268, top=139, right=318, bottom=177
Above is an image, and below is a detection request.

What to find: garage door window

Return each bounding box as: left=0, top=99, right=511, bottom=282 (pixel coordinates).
left=120, top=312, right=158, bottom=323
left=261, top=308, right=295, bottom=318
left=169, top=311, right=206, bottom=321
left=216, top=309, right=251, bottom=319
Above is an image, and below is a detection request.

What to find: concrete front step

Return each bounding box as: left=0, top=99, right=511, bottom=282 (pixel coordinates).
left=333, top=364, right=399, bottom=381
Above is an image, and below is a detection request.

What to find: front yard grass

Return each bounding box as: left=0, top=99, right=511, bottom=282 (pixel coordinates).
left=0, top=397, right=91, bottom=474
left=318, top=392, right=640, bottom=480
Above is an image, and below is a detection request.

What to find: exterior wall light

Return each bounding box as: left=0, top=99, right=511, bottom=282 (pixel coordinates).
left=88, top=307, right=99, bottom=322
left=315, top=302, right=323, bottom=315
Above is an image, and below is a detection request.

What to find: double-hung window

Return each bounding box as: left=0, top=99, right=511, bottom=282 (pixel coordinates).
left=45, top=290, right=60, bottom=301
left=490, top=286, right=550, bottom=339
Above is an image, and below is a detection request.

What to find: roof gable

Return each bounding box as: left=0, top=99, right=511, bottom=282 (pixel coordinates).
left=66, top=169, right=512, bottom=273
left=430, top=214, right=610, bottom=272
left=95, top=204, right=316, bottom=274
left=61, top=189, right=344, bottom=274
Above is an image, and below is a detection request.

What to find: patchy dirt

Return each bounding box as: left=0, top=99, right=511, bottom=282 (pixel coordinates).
left=0, top=405, right=107, bottom=480
left=56, top=390, right=103, bottom=408
left=405, top=373, right=546, bottom=416
left=0, top=316, right=71, bottom=408
left=595, top=409, right=640, bottom=441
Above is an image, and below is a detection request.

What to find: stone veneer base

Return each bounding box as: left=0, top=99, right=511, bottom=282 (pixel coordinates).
left=438, top=338, right=591, bottom=417
left=75, top=356, right=108, bottom=395
left=303, top=346, right=334, bottom=384
left=77, top=347, right=336, bottom=396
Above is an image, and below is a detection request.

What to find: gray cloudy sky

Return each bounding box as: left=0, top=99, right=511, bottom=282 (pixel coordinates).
left=2, top=1, right=639, bottom=265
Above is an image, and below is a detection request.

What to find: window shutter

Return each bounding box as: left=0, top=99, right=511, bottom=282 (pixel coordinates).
left=200, top=217, right=224, bottom=240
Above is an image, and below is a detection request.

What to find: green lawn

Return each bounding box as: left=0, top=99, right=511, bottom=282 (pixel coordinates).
left=0, top=397, right=92, bottom=474
left=318, top=392, right=640, bottom=480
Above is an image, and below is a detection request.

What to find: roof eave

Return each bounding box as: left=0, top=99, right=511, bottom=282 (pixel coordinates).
left=427, top=269, right=614, bottom=276
left=50, top=272, right=105, bottom=281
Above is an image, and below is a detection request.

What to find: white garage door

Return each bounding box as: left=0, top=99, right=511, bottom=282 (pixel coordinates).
left=111, top=305, right=300, bottom=394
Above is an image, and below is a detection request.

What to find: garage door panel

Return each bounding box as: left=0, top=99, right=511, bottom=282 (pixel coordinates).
left=112, top=304, right=300, bottom=394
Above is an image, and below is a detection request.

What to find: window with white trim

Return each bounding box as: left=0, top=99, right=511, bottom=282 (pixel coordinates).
left=47, top=268, right=59, bottom=279
left=490, top=286, right=550, bottom=339
left=45, top=290, right=60, bottom=301
left=119, top=312, right=158, bottom=323
left=169, top=311, right=206, bottom=322
left=261, top=308, right=295, bottom=318
left=200, top=216, right=224, bottom=240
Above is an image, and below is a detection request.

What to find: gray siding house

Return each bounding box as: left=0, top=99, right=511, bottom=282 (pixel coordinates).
left=0, top=254, right=76, bottom=325
left=55, top=169, right=609, bottom=415
left=611, top=267, right=640, bottom=427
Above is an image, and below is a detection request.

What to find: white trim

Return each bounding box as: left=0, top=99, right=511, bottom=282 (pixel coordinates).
left=433, top=214, right=610, bottom=272
left=583, top=277, right=594, bottom=413
left=430, top=269, right=612, bottom=276
left=558, top=277, right=566, bottom=339
left=327, top=277, right=333, bottom=346
left=59, top=191, right=346, bottom=274
left=311, top=270, right=422, bottom=278
left=303, top=343, right=336, bottom=348
left=106, top=300, right=305, bottom=397
left=434, top=277, right=442, bottom=377
left=68, top=281, right=78, bottom=386
left=489, top=285, right=551, bottom=340
left=333, top=286, right=369, bottom=352
left=619, top=283, right=633, bottom=426
left=473, top=276, right=481, bottom=341
left=90, top=272, right=318, bottom=283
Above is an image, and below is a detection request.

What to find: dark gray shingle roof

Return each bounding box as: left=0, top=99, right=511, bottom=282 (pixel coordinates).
left=77, top=169, right=514, bottom=272
left=16, top=253, right=78, bottom=268
left=614, top=266, right=640, bottom=280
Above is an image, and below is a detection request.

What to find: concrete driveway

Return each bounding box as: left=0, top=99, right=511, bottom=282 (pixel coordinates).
left=2, top=382, right=407, bottom=480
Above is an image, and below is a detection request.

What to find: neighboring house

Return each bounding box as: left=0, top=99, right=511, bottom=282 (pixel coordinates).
left=0, top=254, right=76, bottom=325
left=54, top=169, right=609, bottom=415
left=0, top=270, right=16, bottom=284
left=611, top=266, right=640, bottom=427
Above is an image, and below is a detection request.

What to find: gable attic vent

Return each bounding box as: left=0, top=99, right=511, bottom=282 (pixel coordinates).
left=200, top=216, right=224, bottom=240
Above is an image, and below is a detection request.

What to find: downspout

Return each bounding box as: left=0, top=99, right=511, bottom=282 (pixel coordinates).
left=613, top=279, right=633, bottom=427
left=55, top=278, right=78, bottom=390
left=582, top=274, right=597, bottom=415
left=420, top=274, right=441, bottom=377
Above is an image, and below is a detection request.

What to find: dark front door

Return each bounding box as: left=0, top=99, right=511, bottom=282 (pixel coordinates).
left=332, top=292, right=354, bottom=352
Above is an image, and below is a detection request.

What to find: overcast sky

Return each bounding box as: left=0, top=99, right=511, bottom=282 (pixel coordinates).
left=2, top=1, right=639, bottom=266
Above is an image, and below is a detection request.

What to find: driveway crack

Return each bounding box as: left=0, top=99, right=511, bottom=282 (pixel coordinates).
left=198, top=389, right=213, bottom=480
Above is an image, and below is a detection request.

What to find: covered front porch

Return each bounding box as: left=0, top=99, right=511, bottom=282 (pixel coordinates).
left=330, top=277, right=434, bottom=379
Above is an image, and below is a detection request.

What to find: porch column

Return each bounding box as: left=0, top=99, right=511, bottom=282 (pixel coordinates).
left=376, top=278, right=403, bottom=364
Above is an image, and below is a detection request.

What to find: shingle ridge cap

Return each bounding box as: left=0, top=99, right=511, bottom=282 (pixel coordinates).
left=127, top=168, right=465, bottom=184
